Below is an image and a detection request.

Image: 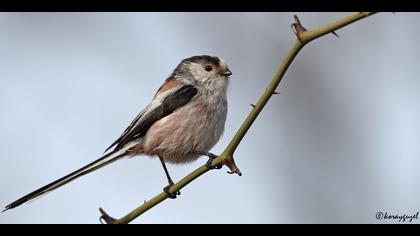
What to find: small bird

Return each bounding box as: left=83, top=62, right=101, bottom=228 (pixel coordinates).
left=4, top=55, right=231, bottom=212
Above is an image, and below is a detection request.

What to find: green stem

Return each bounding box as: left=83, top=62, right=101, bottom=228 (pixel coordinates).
left=300, top=12, right=377, bottom=43
left=103, top=166, right=210, bottom=224
left=223, top=12, right=376, bottom=156
left=223, top=41, right=304, bottom=155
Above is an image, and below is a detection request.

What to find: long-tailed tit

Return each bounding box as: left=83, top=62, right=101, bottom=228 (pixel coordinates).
left=4, top=55, right=231, bottom=211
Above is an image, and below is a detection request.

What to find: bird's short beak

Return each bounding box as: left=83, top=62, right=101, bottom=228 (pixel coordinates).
left=223, top=69, right=232, bottom=77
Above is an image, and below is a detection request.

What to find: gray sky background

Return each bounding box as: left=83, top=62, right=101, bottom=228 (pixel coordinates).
left=0, top=12, right=419, bottom=224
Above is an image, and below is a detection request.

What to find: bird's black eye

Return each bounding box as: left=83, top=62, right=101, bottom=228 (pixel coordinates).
left=205, top=65, right=213, bottom=71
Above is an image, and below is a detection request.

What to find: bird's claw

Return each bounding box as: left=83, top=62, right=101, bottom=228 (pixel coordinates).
left=205, top=157, right=223, bottom=170
left=192, top=151, right=223, bottom=169
left=163, top=185, right=181, bottom=199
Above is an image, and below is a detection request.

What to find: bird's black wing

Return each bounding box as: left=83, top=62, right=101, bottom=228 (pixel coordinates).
left=105, top=84, right=198, bottom=153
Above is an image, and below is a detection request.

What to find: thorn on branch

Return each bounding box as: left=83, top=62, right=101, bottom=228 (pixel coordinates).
left=250, top=104, right=255, bottom=108
left=331, top=31, right=340, bottom=38
left=272, top=91, right=280, bottom=95
left=99, top=207, right=118, bottom=224
left=223, top=156, right=242, bottom=176
left=291, top=15, right=307, bottom=42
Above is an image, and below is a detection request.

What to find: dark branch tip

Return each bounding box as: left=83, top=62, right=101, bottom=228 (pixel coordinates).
left=293, top=15, right=301, bottom=24
left=291, top=15, right=307, bottom=41
left=227, top=170, right=243, bottom=176
left=99, top=207, right=118, bottom=224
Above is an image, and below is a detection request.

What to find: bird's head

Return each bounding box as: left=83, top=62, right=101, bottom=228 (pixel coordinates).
left=173, top=55, right=232, bottom=91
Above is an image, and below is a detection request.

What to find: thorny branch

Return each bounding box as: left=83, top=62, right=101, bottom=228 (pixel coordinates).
left=99, top=12, right=377, bottom=224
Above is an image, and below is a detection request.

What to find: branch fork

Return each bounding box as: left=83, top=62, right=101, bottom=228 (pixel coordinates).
left=99, top=208, right=118, bottom=224
left=292, top=15, right=339, bottom=42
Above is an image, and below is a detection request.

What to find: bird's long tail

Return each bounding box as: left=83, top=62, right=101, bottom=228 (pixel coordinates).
left=3, top=144, right=134, bottom=212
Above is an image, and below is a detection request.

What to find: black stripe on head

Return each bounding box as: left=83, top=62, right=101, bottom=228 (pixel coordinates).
left=170, top=55, right=221, bottom=80
left=182, top=55, right=220, bottom=67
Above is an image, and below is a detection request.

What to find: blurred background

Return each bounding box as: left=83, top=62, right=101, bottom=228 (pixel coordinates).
left=0, top=12, right=419, bottom=224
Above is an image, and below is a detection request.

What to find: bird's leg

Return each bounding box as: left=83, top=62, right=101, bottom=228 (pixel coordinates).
left=192, top=151, right=222, bottom=170
left=159, top=155, right=180, bottom=199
